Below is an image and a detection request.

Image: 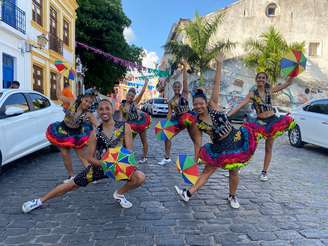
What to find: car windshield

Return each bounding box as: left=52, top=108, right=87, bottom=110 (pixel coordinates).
left=153, top=99, right=167, bottom=104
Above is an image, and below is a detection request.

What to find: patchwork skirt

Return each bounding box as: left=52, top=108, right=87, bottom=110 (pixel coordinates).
left=199, top=127, right=258, bottom=170
left=244, top=114, right=296, bottom=139
left=46, top=121, right=93, bottom=149
left=128, top=112, right=152, bottom=134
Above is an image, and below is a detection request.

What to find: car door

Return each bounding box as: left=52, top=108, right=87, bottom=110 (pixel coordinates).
left=26, top=93, right=54, bottom=146
left=300, top=100, right=328, bottom=147
left=0, top=93, right=33, bottom=161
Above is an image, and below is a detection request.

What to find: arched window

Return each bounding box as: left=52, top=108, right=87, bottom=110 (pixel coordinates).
left=266, top=3, right=278, bottom=17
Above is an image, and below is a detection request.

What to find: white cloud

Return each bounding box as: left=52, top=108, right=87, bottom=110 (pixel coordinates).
left=123, top=26, right=136, bottom=44
left=142, top=49, right=159, bottom=69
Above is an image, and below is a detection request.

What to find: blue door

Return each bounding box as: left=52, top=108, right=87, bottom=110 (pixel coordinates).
left=2, top=0, right=16, bottom=29
left=3, top=54, right=14, bottom=88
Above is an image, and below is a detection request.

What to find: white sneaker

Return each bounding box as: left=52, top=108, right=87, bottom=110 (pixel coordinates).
left=113, top=191, right=133, bottom=208
left=138, top=158, right=148, bottom=164
left=63, top=176, right=75, bottom=184
left=260, top=171, right=268, bottom=182
left=158, top=158, right=171, bottom=165
left=228, top=195, right=240, bottom=209
left=22, top=198, right=42, bottom=213
left=174, top=186, right=190, bottom=202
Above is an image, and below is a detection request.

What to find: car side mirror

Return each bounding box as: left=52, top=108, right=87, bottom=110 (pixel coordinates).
left=5, top=106, right=25, bottom=117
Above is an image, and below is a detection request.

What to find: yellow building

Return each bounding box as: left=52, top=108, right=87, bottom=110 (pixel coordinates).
left=30, top=0, right=78, bottom=99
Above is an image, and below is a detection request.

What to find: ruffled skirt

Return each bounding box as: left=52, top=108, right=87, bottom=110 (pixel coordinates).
left=128, top=112, right=151, bottom=134
left=46, top=121, right=93, bottom=149
left=199, top=127, right=258, bottom=170
left=244, top=114, right=296, bottom=139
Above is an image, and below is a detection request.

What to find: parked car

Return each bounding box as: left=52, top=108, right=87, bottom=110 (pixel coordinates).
left=144, top=98, right=168, bottom=116
left=0, top=89, right=64, bottom=169
left=228, top=104, right=290, bottom=123
left=272, top=106, right=290, bottom=117
left=227, top=104, right=255, bottom=123
left=288, top=98, right=328, bottom=148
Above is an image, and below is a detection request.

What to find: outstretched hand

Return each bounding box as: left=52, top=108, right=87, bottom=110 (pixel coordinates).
left=179, top=59, right=189, bottom=72
left=216, top=52, right=225, bottom=64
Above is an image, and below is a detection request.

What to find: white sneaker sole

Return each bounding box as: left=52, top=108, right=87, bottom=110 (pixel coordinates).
left=174, top=186, right=189, bottom=202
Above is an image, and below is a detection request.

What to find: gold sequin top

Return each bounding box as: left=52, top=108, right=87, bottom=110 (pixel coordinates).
left=197, top=107, right=233, bottom=142
left=250, top=83, right=273, bottom=114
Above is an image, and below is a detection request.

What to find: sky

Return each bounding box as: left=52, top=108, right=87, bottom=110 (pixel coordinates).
left=121, top=0, right=236, bottom=67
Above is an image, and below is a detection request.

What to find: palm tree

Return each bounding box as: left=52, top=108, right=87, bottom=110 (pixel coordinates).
left=164, top=12, right=235, bottom=85
left=244, top=26, right=305, bottom=85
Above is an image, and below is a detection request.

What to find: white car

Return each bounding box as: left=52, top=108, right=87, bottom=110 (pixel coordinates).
left=0, top=89, right=64, bottom=169
left=288, top=98, right=328, bottom=148
left=145, top=98, right=168, bottom=116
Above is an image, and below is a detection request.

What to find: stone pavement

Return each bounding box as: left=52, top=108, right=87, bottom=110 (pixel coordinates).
left=0, top=120, right=328, bottom=246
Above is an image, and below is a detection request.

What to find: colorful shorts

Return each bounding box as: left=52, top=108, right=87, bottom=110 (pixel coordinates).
left=199, top=127, right=258, bottom=170
left=244, top=114, right=296, bottom=139
left=46, top=121, right=93, bottom=149
left=128, top=112, right=151, bottom=134
left=74, top=165, right=107, bottom=187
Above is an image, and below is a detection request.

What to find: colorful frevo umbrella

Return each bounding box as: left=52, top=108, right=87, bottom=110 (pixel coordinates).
left=280, top=49, right=307, bottom=78
left=54, top=60, right=68, bottom=72
left=101, top=146, right=137, bottom=181
left=176, top=154, right=199, bottom=185
left=155, top=119, right=180, bottom=141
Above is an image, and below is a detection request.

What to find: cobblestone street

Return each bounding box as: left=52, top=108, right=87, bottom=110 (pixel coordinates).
left=0, top=121, right=328, bottom=246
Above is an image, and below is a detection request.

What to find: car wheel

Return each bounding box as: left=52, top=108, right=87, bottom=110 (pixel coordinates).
left=288, top=125, right=304, bottom=148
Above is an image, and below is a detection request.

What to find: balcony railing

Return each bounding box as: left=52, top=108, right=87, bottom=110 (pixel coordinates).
left=0, top=0, right=26, bottom=34
left=49, top=32, right=63, bottom=55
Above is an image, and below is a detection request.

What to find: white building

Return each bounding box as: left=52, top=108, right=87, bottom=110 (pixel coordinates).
left=0, top=0, right=31, bottom=90
left=161, top=0, right=328, bottom=105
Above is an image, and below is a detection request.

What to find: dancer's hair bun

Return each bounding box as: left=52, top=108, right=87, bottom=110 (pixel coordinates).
left=193, top=88, right=207, bottom=101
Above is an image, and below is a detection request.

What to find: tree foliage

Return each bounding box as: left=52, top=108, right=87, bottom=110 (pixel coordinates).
left=164, top=12, right=235, bottom=84
left=76, top=0, right=143, bottom=93
left=243, top=26, right=305, bottom=85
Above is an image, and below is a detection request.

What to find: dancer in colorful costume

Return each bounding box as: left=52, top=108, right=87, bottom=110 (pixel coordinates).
left=120, top=79, right=151, bottom=163
left=175, top=54, right=258, bottom=209
left=46, top=74, right=97, bottom=183
left=22, top=99, right=145, bottom=213
left=228, top=72, right=296, bottom=181
left=158, top=61, right=197, bottom=165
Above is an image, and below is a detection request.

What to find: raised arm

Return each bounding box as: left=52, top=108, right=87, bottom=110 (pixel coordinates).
left=55, top=74, right=75, bottom=105
left=272, top=77, right=294, bottom=93
left=209, top=53, right=224, bottom=109
left=134, top=78, right=149, bottom=104
left=124, top=123, right=134, bottom=151
left=181, top=60, right=189, bottom=98
left=227, top=93, right=252, bottom=117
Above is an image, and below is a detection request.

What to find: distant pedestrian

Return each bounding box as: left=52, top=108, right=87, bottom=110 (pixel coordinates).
left=9, top=81, right=20, bottom=89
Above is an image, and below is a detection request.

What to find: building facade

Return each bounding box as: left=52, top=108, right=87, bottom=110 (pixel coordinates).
left=29, top=0, right=78, bottom=100
left=161, top=0, right=328, bottom=104
left=0, top=0, right=30, bottom=89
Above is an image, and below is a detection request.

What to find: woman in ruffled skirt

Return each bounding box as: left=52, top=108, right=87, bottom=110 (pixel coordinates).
left=175, top=54, right=258, bottom=209
left=46, top=74, right=97, bottom=183
left=228, top=72, right=296, bottom=181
